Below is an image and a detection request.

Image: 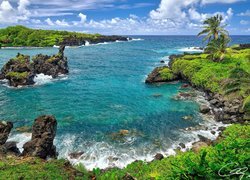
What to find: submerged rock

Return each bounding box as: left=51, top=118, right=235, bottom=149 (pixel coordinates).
left=0, top=121, right=13, bottom=145
left=22, top=115, right=57, bottom=159
left=0, top=46, right=68, bottom=87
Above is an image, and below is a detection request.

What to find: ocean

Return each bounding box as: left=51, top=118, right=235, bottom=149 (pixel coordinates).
left=0, top=36, right=249, bottom=169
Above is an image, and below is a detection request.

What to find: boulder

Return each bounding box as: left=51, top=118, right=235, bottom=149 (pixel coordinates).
left=197, top=135, right=212, bottom=145
left=179, top=143, right=186, bottom=149
left=22, top=115, right=57, bottom=159
left=1, top=141, right=20, bottom=156
left=0, top=121, right=13, bottom=145
left=199, top=105, right=210, bottom=114
left=160, top=60, right=165, bottom=63
left=154, top=153, right=164, bottom=160
left=192, top=142, right=208, bottom=153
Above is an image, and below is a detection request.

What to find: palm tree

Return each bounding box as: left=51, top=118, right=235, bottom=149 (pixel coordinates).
left=198, top=14, right=229, bottom=42
left=205, top=35, right=230, bottom=62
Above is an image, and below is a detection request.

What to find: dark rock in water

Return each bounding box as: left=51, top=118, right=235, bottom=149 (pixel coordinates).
left=32, top=45, right=68, bottom=78
left=22, top=115, right=57, bottom=159
left=199, top=105, right=210, bottom=114
left=122, top=173, right=136, bottom=180
left=192, top=142, right=208, bottom=153
left=0, top=46, right=68, bottom=87
left=0, top=121, right=13, bottom=145
left=154, top=153, right=164, bottom=160
left=145, top=66, right=178, bottom=84
left=211, top=131, right=216, bottom=135
left=218, top=126, right=226, bottom=132
left=160, top=60, right=165, bottom=63
left=197, top=135, right=212, bottom=145
left=179, top=143, right=186, bottom=149
left=2, top=141, right=20, bottom=156
left=0, top=54, right=35, bottom=87
left=69, top=151, right=84, bottom=159
left=181, top=84, right=189, bottom=88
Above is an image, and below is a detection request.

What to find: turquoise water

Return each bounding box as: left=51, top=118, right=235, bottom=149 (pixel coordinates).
left=1, top=36, right=250, bottom=169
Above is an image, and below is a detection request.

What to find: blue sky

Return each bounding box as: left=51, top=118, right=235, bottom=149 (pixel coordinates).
left=0, top=0, right=250, bottom=35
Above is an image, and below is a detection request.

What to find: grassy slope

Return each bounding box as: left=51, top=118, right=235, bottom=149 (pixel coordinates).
left=0, top=124, right=248, bottom=179
left=0, top=26, right=100, bottom=47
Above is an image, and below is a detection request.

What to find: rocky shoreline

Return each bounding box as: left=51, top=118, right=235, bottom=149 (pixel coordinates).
left=146, top=53, right=247, bottom=125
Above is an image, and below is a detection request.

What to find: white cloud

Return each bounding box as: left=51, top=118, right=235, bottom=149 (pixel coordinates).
left=237, top=10, right=250, bottom=16
left=45, top=18, right=54, bottom=26
left=55, top=19, right=69, bottom=26
left=79, top=13, right=87, bottom=24
left=240, top=20, right=249, bottom=25
left=201, top=0, right=244, bottom=4
left=0, top=0, right=31, bottom=23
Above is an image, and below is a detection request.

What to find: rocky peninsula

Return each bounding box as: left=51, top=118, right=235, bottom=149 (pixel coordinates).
left=0, top=45, right=68, bottom=87
left=146, top=45, right=250, bottom=125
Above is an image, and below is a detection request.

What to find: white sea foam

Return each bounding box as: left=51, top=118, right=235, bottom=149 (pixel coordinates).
left=131, top=38, right=144, bottom=41
left=178, top=47, right=203, bottom=52
left=34, top=73, right=54, bottom=85
left=7, top=133, right=31, bottom=152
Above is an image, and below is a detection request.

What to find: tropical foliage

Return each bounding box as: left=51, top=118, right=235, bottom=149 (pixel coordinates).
left=198, top=14, right=230, bottom=61
left=0, top=25, right=100, bottom=47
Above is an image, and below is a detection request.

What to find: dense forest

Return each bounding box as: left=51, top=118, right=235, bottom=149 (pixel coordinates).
left=0, top=26, right=127, bottom=47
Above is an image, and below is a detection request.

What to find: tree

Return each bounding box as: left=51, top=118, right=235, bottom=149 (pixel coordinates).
left=205, top=35, right=230, bottom=62
left=198, top=14, right=229, bottom=42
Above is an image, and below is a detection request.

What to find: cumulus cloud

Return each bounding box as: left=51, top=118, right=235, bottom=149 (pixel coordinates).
left=237, top=10, right=250, bottom=16
left=0, top=0, right=31, bottom=24
left=45, top=18, right=54, bottom=26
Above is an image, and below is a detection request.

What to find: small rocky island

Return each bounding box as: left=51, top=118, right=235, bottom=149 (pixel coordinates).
left=0, top=45, right=68, bottom=87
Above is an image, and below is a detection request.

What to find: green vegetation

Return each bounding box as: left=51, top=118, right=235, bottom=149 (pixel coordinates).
left=198, top=14, right=229, bottom=42
left=95, top=124, right=250, bottom=179
left=0, top=124, right=248, bottom=179
left=171, top=48, right=250, bottom=100
left=0, top=157, right=87, bottom=179
left=6, top=72, right=29, bottom=79
left=198, top=14, right=230, bottom=62
left=0, top=25, right=100, bottom=47
left=159, top=67, right=176, bottom=81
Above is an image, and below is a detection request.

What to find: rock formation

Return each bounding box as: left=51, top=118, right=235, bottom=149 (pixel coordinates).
left=145, top=66, right=178, bottom=83
left=22, top=115, right=58, bottom=159
left=0, top=121, right=13, bottom=145
left=0, top=45, right=68, bottom=87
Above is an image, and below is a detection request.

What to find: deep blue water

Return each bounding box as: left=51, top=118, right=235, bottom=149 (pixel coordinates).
left=0, top=36, right=250, bottom=169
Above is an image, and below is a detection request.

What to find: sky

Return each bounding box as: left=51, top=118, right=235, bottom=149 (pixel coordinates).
left=0, top=0, right=250, bottom=35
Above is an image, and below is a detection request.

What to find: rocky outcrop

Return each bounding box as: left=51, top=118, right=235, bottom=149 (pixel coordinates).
left=22, top=115, right=57, bottom=159
left=145, top=66, right=178, bottom=83
left=0, top=46, right=68, bottom=87
left=32, top=46, right=68, bottom=78
left=199, top=105, right=210, bottom=114
left=0, top=121, right=13, bottom=145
